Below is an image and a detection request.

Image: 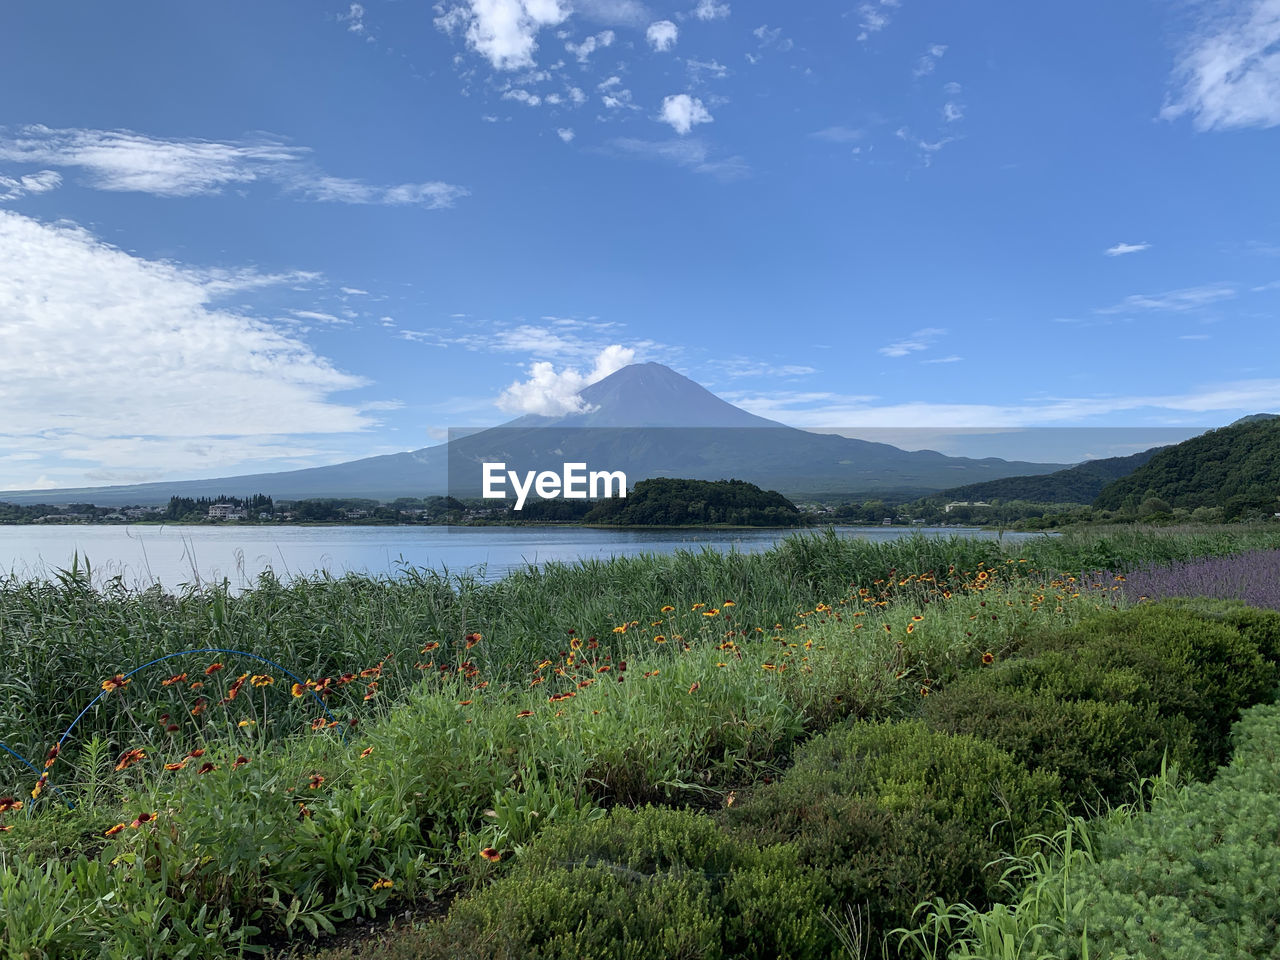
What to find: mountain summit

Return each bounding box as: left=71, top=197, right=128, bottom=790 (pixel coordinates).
left=509, top=362, right=780, bottom=428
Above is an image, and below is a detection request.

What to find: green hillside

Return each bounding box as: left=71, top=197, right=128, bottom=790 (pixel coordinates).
left=1093, top=416, right=1280, bottom=519
left=932, top=448, right=1162, bottom=505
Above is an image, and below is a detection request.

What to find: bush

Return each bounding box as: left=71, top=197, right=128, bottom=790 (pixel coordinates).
left=923, top=676, right=1201, bottom=805
left=1004, top=604, right=1276, bottom=769
left=719, top=720, right=1059, bottom=938
left=405, top=806, right=838, bottom=960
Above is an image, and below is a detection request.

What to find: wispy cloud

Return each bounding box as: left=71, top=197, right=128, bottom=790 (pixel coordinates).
left=0, top=169, right=61, bottom=202
left=338, top=3, right=374, bottom=41
left=913, top=43, right=947, bottom=77
left=1163, top=0, right=1280, bottom=131
left=809, top=125, right=864, bottom=143
left=1105, top=241, right=1152, bottom=257
left=565, top=29, right=615, bottom=63
left=0, top=125, right=468, bottom=208
left=610, top=137, right=749, bottom=178
left=752, top=24, right=793, bottom=52
left=879, top=327, right=947, bottom=357
left=723, top=378, right=1280, bottom=428
left=922, top=355, right=963, bottom=364
left=0, top=209, right=376, bottom=488
left=895, top=126, right=956, bottom=164
left=1099, top=283, right=1236, bottom=313
left=854, top=0, right=900, bottom=41
left=692, top=0, right=730, bottom=21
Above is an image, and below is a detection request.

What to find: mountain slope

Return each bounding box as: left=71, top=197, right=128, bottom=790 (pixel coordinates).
left=932, top=447, right=1164, bottom=504
left=0, top=363, right=1067, bottom=505
left=1093, top=416, right=1280, bottom=518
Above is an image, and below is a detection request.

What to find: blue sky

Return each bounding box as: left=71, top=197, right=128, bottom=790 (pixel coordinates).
left=2, top=0, right=1279, bottom=490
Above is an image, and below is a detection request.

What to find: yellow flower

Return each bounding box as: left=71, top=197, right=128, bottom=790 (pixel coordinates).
left=372, top=878, right=393, bottom=891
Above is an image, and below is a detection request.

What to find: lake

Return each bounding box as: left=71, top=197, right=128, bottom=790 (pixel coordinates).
left=0, top=524, right=1048, bottom=592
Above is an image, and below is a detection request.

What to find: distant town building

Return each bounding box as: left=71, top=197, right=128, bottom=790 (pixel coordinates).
left=208, top=503, right=244, bottom=520
left=944, top=501, right=991, bottom=513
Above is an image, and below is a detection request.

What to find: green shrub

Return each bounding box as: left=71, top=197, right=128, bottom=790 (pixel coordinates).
left=404, top=806, right=837, bottom=960
left=720, top=720, right=1059, bottom=938
left=923, top=676, right=1201, bottom=805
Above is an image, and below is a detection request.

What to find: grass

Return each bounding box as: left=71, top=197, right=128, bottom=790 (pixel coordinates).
left=1, top=524, right=1277, bottom=958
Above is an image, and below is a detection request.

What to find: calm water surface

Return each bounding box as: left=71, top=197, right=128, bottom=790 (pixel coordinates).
left=0, top=524, right=1047, bottom=592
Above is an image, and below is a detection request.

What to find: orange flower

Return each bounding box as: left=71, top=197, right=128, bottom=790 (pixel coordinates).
left=101, top=674, right=130, bottom=692
left=164, top=761, right=186, bottom=771
left=43, top=744, right=60, bottom=769
left=920, top=686, right=930, bottom=697
left=31, top=774, right=47, bottom=799
left=186, top=748, right=206, bottom=759
left=660, top=605, right=674, bottom=613
left=981, top=651, right=995, bottom=665
left=250, top=675, right=273, bottom=687
left=115, top=748, right=146, bottom=771
left=162, top=673, right=188, bottom=686
left=104, top=823, right=126, bottom=836
left=653, top=635, right=667, bottom=644
left=0, top=797, right=22, bottom=814
left=722, top=600, right=735, bottom=607
left=420, top=641, right=440, bottom=652
left=129, top=812, right=156, bottom=828
left=479, top=847, right=502, bottom=862
left=297, top=803, right=312, bottom=819
left=308, top=774, right=325, bottom=789
left=196, top=762, right=217, bottom=775
left=912, top=615, right=924, bottom=622
left=458, top=699, right=473, bottom=706
left=189, top=681, right=204, bottom=690
left=596, top=665, right=611, bottom=673
left=232, top=755, right=250, bottom=770
left=688, top=682, right=700, bottom=694
left=205, top=662, right=224, bottom=675
left=291, top=683, right=307, bottom=698
left=516, top=710, right=534, bottom=719
left=311, top=717, right=327, bottom=730
left=465, top=633, right=482, bottom=648
left=906, top=624, right=915, bottom=634
left=761, top=663, right=777, bottom=671
left=360, top=747, right=374, bottom=758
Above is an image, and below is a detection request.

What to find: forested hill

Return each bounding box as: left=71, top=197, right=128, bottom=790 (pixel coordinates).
left=931, top=448, right=1162, bottom=504
left=584, top=478, right=803, bottom=526
left=1093, top=416, right=1280, bottom=519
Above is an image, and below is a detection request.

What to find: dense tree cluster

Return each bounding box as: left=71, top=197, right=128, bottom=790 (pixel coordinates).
left=583, top=477, right=803, bottom=526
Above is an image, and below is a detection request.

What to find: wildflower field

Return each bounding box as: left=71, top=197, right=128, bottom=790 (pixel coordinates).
left=2, top=525, right=1279, bottom=959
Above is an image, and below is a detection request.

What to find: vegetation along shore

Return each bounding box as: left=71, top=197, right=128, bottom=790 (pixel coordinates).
left=2, top=524, right=1280, bottom=957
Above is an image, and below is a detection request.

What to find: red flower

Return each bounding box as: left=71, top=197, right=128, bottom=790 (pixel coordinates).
left=205, top=663, right=224, bottom=675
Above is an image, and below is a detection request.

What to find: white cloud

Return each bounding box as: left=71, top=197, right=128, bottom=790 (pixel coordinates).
left=922, top=355, right=963, bottom=364
left=1163, top=0, right=1280, bottom=131
left=0, top=169, right=62, bottom=202
left=0, top=210, right=374, bottom=488
left=502, top=88, right=543, bottom=106
left=575, top=0, right=649, bottom=25
left=879, top=327, right=947, bottom=357
left=692, top=0, right=729, bottom=20
left=612, top=137, right=748, bottom=178
left=855, top=0, right=899, bottom=41
left=557, top=127, right=576, bottom=141
left=895, top=126, right=955, bottom=165
left=1105, top=241, right=1151, bottom=257
left=339, top=2, right=374, bottom=40
left=686, top=58, right=728, bottom=81
left=1099, top=283, right=1236, bottom=313
left=659, top=93, right=713, bottom=134
left=942, top=101, right=965, bottom=122
left=647, top=19, right=679, bottom=50
left=913, top=43, right=947, bottom=76
left=434, top=0, right=572, bottom=71
left=752, top=24, right=793, bottom=51
left=565, top=29, right=615, bottom=62
left=0, top=125, right=467, bottom=208
left=496, top=345, right=636, bottom=415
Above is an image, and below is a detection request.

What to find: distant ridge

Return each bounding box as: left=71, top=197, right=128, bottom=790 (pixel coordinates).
left=0, top=363, right=1067, bottom=505
left=932, top=447, right=1164, bottom=505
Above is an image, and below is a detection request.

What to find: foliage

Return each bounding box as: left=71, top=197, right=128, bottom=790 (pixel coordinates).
left=584, top=477, right=802, bottom=527
left=1093, top=417, right=1280, bottom=518
left=931, top=448, right=1161, bottom=506
left=396, top=805, right=838, bottom=960
left=902, top=700, right=1280, bottom=960
left=719, top=720, right=1060, bottom=937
